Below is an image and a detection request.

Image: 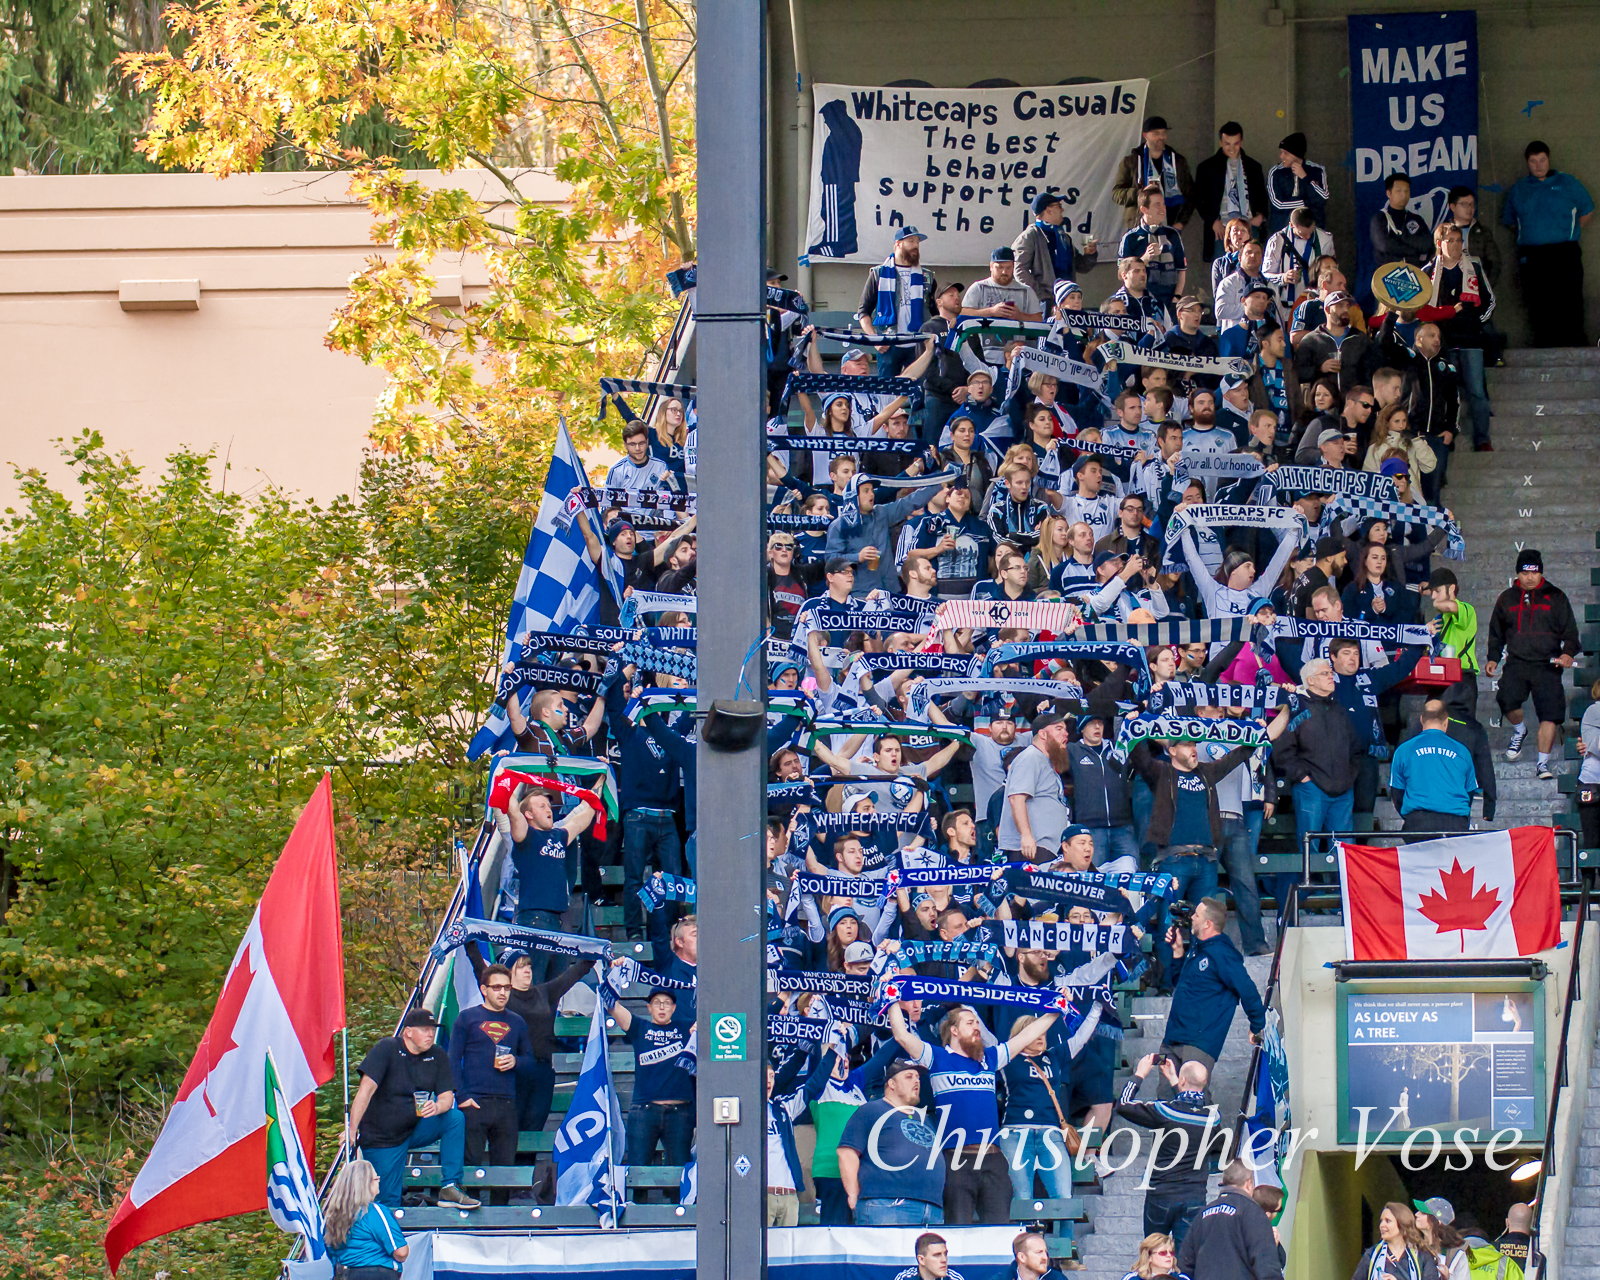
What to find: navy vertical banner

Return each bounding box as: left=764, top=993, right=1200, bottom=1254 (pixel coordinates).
left=1348, top=11, right=1478, bottom=301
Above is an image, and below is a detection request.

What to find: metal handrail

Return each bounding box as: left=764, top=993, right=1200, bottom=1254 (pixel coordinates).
left=1531, top=875, right=1592, bottom=1268
left=1300, top=827, right=1583, bottom=890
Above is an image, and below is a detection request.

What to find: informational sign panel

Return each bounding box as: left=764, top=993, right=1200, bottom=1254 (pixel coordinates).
left=1338, top=989, right=1542, bottom=1144
left=803, top=80, right=1147, bottom=267
left=1347, top=11, right=1479, bottom=298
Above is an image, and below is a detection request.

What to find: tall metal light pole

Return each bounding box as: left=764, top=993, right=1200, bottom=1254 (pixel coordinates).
left=694, top=2, right=768, bottom=1280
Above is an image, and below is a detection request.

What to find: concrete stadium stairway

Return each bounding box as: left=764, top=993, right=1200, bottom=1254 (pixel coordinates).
left=1416, top=346, right=1598, bottom=830
left=1070, top=954, right=1274, bottom=1278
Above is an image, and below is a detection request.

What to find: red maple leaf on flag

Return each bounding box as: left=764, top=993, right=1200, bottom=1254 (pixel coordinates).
left=1416, top=858, right=1501, bottom=952
left=175, top=952, right=255, bottom=1116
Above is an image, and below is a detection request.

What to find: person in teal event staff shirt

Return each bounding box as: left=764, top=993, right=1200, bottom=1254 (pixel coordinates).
left=1388, top=699, right=1480, bottom=837
left=1502, top=140, right=1595, bottom=347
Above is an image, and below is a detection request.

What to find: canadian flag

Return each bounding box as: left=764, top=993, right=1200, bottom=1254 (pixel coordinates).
left=1337, top=827, right=1562, bottom=961
left=105, top=776, right=345, bottom=1273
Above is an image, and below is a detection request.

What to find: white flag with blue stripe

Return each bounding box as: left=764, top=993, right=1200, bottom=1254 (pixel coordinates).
left=468, top=418, right=621, bottom=759
left=264, top=1048, right=334, bottom=1280
left=552, top=983, right=628, bottom=1225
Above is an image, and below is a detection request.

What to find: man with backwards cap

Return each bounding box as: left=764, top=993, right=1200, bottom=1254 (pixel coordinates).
left=1487, top=548, right=1581, bottom=780
left=961, top=246, right=1042, bottom=368
left=1013, top=189, right=1101, bottom=310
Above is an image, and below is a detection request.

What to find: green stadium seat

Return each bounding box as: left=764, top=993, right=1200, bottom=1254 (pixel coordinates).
left=553, top=1014, right=626, bottom=1038
left=552, top=1049, right=635, bottom=1074
left=591, top=904, right=626, bottom=928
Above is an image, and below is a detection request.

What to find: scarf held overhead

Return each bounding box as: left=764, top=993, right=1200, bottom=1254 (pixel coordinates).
left=430, top=917, right=614, bottom=965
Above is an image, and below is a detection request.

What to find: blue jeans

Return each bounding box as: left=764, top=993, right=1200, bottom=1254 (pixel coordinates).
left=365, top=1108, right=468, bottom=1207
left=623, top=810, right=684, bottom=940
left=1153, top=854, right=1219, bottom=982
left=1451, top=345, right=1491, bottom=446
left=1145, top=1195, right=1203, bottom=1250
left=513, top=907, right=562, bottom=984
left=624, top=1100, right=694, bottom=1169
left=1218, top=815, right=1268, bottom=953
left=1090, top=824, right=1141, bottom=869
left=997, top=1127, right=1074, bottom=1224
left=1131, top=775, right=1156, bottom=860
left=1290, top=779, right=1354, bottom=916
left=854, top=1198, right=945, bottom=1226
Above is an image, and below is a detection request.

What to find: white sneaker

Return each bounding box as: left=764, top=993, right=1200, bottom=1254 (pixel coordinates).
left=1505, top=728, right=1527, bottom=761
left=1093, top=1152, right=1116, bottom=1181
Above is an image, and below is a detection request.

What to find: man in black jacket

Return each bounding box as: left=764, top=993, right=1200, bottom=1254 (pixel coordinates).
left=1176, top=1160, right=1285, bottom=1280
left=1487, top=549, right=1581, bottom=779
left=1369, top=173, right=1433, bottom=266
left=919, top=282, right=969, bottom=438
left=1127, top=707, right=1289, bottom=979
left=1112, top=1052, right=1229, bottom=1247
left=1378, top=313, right=1460, bottom=501
left=1193, top=123, right=1269, bottom=262
left=1273, top=658, right=1363, bottom=902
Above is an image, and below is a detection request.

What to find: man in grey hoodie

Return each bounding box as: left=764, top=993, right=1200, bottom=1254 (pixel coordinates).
left=824, top=475, right=950, bottom=596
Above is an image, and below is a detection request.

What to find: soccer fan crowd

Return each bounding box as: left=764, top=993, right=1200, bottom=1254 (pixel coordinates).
left=328, top=121, right=1593, bottom=1280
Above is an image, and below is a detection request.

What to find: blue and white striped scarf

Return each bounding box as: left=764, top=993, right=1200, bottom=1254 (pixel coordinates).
left=1325, top=492, right=1465, bottom=561
left=873, top=259, right=925, bottom=331
left=1076, top=617, right=1251, bottom=646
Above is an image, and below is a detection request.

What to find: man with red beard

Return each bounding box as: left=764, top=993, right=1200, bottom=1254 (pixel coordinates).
left=996, top=713, right=1073, bottom=861
left=888, top=1001, right=1061, bottom=1225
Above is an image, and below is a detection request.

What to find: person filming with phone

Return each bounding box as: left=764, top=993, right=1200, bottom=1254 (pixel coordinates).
left=1111, top=1050, right=1230, bottom=1250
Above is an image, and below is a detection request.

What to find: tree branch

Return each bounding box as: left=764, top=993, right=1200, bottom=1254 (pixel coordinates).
left=545, top=2, right=626, bottom=152
left=632, top=0, right=693, bottom=258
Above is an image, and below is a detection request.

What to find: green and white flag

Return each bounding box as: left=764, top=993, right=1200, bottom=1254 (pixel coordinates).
left=265, top=1048, right=333, bottom=1279
left=438, top=849, right=490, bottom=1037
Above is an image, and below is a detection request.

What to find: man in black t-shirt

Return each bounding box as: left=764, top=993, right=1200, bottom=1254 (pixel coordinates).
left=350, top=1009, right=480, bottom=1209
left=508, top=787, right=596, bottom=982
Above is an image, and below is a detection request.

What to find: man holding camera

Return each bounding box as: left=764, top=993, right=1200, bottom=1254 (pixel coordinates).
left=1159, top=897, right=1266, bottom=1098
left=1112, top=1051, right=1229, bottom=1248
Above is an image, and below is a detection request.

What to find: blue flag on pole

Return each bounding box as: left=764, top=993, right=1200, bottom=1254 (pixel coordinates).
left=1243, top=1010, right=1289, bottom=1189
left=468, top=418, right=621, bottom=759
left=553, top=992, right=628, bottom=1225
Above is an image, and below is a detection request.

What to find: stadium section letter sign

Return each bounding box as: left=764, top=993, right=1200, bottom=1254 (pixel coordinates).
left=804, top=80, right=1147, bottom=267
left=1348, top=11, right=1479, bottom=297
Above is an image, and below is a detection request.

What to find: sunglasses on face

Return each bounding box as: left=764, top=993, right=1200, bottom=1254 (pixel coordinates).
left=486, top=983, right=512, bottom=992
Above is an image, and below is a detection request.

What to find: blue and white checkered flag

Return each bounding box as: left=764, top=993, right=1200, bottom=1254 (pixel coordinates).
left=468, top=418, right=622, bottom=759
left=553, top=987, right=628, bottom=1226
